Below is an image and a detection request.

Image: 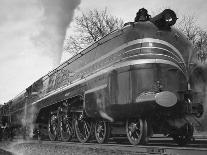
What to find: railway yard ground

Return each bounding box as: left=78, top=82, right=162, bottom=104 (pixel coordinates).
left=1, top=135, right=207, bottom=155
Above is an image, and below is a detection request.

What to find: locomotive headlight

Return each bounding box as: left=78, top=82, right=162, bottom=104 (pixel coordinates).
left=163, top=9, right=177, bottom=27
left=155, top=91, right=177, bottom=107
left=135, top=91, right=177, bottom=107
left=150, top=9, right=177, bottom=29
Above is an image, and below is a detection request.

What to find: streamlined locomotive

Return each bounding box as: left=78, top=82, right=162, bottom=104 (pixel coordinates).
left=0, top=9, right=203, bottom=145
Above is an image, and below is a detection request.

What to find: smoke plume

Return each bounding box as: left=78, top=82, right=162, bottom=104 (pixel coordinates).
left=19, top=0, right=81, bottom=138
left=190, top=63, right=207, bottom=131
left=31, top=0, right=81, bottom=67
left=0, top=0, right=81, bottom=103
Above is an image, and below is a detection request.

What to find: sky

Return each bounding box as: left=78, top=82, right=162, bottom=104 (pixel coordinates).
left=0, top=0, right=207, bottom=104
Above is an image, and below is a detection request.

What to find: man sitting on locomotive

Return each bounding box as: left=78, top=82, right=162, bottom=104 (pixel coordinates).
left=134, top=8, right=151, bottom=22
left=0, top=116, right=8, bottom=140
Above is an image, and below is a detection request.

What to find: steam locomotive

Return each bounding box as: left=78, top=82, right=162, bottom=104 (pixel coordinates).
left=0, top=8, right=203, bottom=146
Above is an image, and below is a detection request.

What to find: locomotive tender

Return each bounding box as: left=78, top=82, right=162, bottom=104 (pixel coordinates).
left=0, top=9, right=202, bottom=145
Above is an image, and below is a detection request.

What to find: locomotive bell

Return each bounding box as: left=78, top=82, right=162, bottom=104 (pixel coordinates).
left=150, top=9, right=177, bottom=29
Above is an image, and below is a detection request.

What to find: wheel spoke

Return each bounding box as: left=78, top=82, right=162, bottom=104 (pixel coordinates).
left=48, top=115, right=58, bottom=141
left=172, top=123, right=194, bottom=146
left=75, top=113, right=92, bottom=143
left=135, top=131, right=140, bottom=139
left=94, top=120, right=109, bottom=144
left=60, top=113, right=73, bottom=142
left=126, top=119, right=144, bottom=145
left=85, top=122, right=90, bottom=135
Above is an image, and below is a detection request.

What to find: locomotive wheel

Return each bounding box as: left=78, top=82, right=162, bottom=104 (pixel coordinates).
left=48, top=116, right=58, bottom=141
left=172, top=123, right=194, bottom=146
left=126, top=118, right=143, bottom=145
left=74, top=113, right=92, bottom=143
left=140, top=119, right=149, bottom=144
left=59, top=114, right=73, bottom=142
left=173, top=135, right=190, bottom=146
left=94, top=120, right=110, bottom=144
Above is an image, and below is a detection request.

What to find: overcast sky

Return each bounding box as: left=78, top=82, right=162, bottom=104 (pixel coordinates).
left=0, top=0, right=207, bottom=104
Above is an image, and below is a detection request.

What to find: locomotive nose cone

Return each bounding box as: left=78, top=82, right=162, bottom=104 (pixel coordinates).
left=155, top=91, right=177, bottom=107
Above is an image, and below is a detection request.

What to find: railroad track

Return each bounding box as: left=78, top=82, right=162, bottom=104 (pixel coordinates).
left=1, top=137, right=207, bottom=155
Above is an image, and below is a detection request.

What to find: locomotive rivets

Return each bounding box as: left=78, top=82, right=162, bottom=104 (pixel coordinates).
left=156, top=31, right=162, bottom=36
left=174, top=33, right=180, bottom=40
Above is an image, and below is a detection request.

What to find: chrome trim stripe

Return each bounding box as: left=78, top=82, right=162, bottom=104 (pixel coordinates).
left=124, top=46, right=183, bottom=63
left=75, top=38, right=185, bottom=73
left=137, top=38, right=185, bottom=64
left=139, top=53, right=182, bottom=65
left=113, top=59, right=181, bottom=71
left=32, top=58, right=181, bottom=105
left=85, top=84, right=107, bottom=94
left=123, top=53, right=185, bottom=73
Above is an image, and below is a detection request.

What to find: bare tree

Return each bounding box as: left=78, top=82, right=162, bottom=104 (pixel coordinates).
left=64, top=9, right=207, bottom=63
left=175, top=15, right=200, bottom=45
left=63, top=8, right=124, bottom=55
left=195, top=30, right=207, bottom=63
left=175, top=15, right=207, bottom=63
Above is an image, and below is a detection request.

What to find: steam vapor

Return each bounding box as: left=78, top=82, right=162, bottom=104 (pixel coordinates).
left=23, top=0, right=81, bottom=138
left=189, top=50, right=207, bottom=131
left=32, top=0, right=81, bottom=67
left=190, top=63, right=207, bottom=131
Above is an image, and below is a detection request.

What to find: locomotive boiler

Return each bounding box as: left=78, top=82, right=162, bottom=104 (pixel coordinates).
left=0, top=8, right=202, bottom=145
